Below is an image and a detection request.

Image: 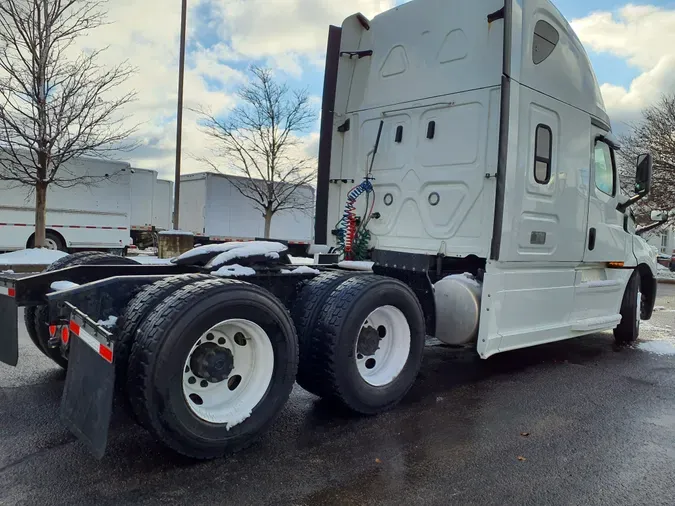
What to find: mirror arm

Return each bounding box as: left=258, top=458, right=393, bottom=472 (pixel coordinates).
left=617, top=193, right=644, bottom=213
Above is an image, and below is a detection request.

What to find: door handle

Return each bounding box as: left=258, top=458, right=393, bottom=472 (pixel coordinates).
left=588, top=228, right=596, bottom=251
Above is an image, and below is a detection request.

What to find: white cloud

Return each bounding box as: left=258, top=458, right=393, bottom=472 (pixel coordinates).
left=72, top=0, right=395, bottom=178
left=204, top=0, right=394, bottom=73
left=571, top=5, right=675, bottom=125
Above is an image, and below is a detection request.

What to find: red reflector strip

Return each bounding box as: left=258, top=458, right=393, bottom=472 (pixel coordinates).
left=61, top=326, right=70, bottom=344
left=7, top=288, right=15, bottom=298
left=99, top=344, right=113, bottom=363
left=69, top=320, right=81, bottom=336
left=49, top=325, right=57, bottom=337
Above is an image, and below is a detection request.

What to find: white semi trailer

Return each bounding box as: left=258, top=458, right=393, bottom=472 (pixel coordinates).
left=0, top=0, right=660, bottom=460
left=179, top=172, right=314, bottom=255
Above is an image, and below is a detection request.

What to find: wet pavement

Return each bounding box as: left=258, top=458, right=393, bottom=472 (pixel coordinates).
left=1, top=289, right=675, bottom=506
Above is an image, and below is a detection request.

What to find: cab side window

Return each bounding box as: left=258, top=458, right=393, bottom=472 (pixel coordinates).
left=594, top=141, right=616, bottom=196
left=534, top=124, right=552, bottom=184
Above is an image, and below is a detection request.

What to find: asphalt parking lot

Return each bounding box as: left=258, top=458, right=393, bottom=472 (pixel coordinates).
left=1, top=287, right=675, bottom=506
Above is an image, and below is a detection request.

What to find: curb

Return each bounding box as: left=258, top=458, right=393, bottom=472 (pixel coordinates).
left=658, top=279, right=675, bottom=285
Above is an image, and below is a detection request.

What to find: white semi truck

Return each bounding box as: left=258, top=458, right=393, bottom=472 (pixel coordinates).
left=0, top=159, right=173, bottom=252
left=179, top=172, right=314, bottom=256
left=0, top=0, right=660, bottom=460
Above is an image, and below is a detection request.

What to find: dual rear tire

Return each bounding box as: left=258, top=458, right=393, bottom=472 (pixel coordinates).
left=294, top=273, right=426, bottom=415
left=121, top=273, right=424, bottom=457
left=26, top=255, right=424, bottom=458
left=125, top=278, right=298, bottom=459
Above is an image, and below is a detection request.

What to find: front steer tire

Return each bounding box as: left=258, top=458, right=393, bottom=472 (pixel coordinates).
left=298, top=275, right=426, bottom=415
left=614, top=271, right=641, bottom=345
left=126, top=279, right=298, bottom=459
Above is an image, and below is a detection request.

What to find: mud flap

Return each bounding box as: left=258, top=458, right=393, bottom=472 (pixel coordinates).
left=60, top=309, right=115, bottom=460
left=0, top=286, right=18, bottom=367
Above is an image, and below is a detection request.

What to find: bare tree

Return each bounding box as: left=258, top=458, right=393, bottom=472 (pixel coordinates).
left=195, top=66, right=317, bottom=238
left=0, top=0, right=136, bottom=247
left=618, top=94, right=675, bottom=227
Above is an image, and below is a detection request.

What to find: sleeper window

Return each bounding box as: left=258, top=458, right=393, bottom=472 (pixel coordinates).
left=534, top=124, right=552, bottom=184
left=594, top=141, right=615, bottom=196
left=533, top=20, right=559, bottom=64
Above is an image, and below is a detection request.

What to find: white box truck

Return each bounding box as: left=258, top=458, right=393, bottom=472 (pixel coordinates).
left=129, top=168, right=174, bottom=249
left=0, top=0, right=662, bottom=460
left=153, top=179, right=173, bottom=231
left=0, top=156, right=133, bottom=253
left=179, top=172, right=314, bottom=255
left=0, top=161, right=174, bottom=253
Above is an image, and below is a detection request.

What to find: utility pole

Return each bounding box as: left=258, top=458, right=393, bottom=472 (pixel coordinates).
left=173, top=0, right=188, bottom=230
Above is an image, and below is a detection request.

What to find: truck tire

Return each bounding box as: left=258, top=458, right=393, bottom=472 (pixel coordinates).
left=115, top=274, right=210, bottom=394
left=298, top=275, right=425, bottom=415
left=33, top=252, right=139, bottom=369
left=24, top=251, right=113, bottom=359
left=614, top=271, right=641, bottom=345
left=292, top=271, right=360, bottom=396
left=126, top=279, right=298, bottom=459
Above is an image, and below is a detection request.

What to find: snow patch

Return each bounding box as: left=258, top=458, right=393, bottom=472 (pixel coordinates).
left=1, top=270, right=14, bottom=274
left=132, top=256, right=174, bottom=265
left=158, top=229, right=194, bottom=236
left=338, top=261, right=374, bottom=271
left=205, top=242, right=287, bottom=267
left=280, top=269, right=292, bottom=274
left=657, top=264, right=675, bottom=281
left=97, top=316, right=118, bottom=328
left=289, top=255, right=316, bottom=265
left=178, top=241, right=287, bottom=263
left=226, top=409, right=253, bottom=431
left=213, top=264, right=257, bottom=277
left=290, top=266, right=321, bottom=275
left=0, top=248, right=67, bottom=265
left=51, top=281, right=80, bottom=291
left=637, top=340, right=675, bottom=356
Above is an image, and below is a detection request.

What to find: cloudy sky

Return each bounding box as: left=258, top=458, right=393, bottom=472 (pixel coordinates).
left=88, top=0, right=675, bottom=180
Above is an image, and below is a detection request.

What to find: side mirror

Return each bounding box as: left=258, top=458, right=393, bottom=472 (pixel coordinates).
left=618, top=152, right=654, bottom=213
left=651, top=210, right=668, bottom=223
left=635, top=153, right=653, bottom=195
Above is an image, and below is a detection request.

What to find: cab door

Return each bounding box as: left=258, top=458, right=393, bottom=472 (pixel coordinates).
left=583, top=129, right=627, bottom=264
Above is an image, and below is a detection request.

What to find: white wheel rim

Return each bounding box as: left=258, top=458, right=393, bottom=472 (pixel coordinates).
left=182, top=319, right=274, bottom=427
left=355, top=305, right=411, bottom=387
left=44, top=238, right=58, bottom=250
left=636, top=290, right=642, bottom=329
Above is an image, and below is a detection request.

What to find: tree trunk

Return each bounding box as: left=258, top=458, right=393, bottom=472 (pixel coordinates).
left=264, top=209, right=273, bottom=239
left=34, top=182, right=47, bottom=248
